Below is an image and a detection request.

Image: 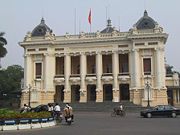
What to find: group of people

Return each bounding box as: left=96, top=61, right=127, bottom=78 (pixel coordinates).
left=48, top=103, right=74, bottom=122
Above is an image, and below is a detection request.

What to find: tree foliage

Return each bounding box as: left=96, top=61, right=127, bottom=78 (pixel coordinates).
left=0, top=32, right=7, bottom=68
left=0, top=65, right=23, bottom=99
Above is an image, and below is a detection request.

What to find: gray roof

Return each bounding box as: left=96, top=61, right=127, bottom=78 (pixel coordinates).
left=31, top=18, right=52, bottom=37
left=135, top=10, right=158, bottom=30
left=100, top=19, right=119, bottom=33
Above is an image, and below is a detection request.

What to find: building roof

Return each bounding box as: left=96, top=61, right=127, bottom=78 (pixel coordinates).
left=134, top=10, right=158, bottom=30
left=31, top=18, right=52, bottom=37
left=100, top=19, right=119, bottom=33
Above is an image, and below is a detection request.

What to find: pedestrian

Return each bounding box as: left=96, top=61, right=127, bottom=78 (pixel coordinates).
left=21, top=104, right=30, bottom=113
left=64, top=103, right=74, bottom=122
left=54, top=103, right=61, bottom=120
left=48, top=103, right=54, bottom=117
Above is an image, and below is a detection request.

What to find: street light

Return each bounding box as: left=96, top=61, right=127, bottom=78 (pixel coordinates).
left=145, top=76, right=151, bottom=108
left=28, top=84, right=32, bottom=107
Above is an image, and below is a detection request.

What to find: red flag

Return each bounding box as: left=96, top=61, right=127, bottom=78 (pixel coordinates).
left=88, top=9, right=91, bottom=24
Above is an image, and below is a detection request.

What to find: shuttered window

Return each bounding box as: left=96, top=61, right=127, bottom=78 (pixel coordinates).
left=143, top=58, right=151, bottom=75
left=36, top=63, right=42, bottom=79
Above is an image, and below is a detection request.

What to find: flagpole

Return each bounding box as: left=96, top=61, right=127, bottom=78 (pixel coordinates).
left=74, top=8, right=76, bottom=35
left=90, top=24, right=91, bottom=33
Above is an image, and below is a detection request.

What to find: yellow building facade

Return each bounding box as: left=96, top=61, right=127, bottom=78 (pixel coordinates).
left=20, top=11, right=180, bottom=107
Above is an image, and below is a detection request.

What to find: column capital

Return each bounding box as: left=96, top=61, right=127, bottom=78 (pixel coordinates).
left=112, top=50, right=119, bottom=54
left=43, top=53, right=54, bottom=57
left=95, top=51, right=102, bottom=55
left=80, top=52, right=86, bottom=55
left=154, top=47, right=164, bottom=52
left=131, top=48, right=139, bottom=52
left=69, top=52, right=80, bottom=56
left=55, top=53, right=64, bottom=57
left=24, top=54, right=31, bottom=58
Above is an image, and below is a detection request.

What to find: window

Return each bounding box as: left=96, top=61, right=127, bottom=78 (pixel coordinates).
left=87, top=55, right=96, bottom=74
left=35, top=63, right=42, bottom=79
left=143, top=58, right=151, bottom=75
left=119, top=54, right=129, bottom=73
left=92, top=65, right=96, bottom=74
left=56, top=57, right=64, bottom=75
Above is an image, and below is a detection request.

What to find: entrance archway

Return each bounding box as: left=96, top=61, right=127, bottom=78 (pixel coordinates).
left=167, top=89, right=173, bottom=106
left=54, top=85, right=64, bottom=103
left=120, top=84, right=129, bottom=101
left=87, top=85, right=96, bottom=102
left=71, top=85, right=80, bottom=102
left=103, top=84, right=113, bottom=101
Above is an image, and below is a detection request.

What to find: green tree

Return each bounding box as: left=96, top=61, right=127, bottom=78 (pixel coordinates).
left=0, top=65, right=24, bottom=106
left=0, top=32, right=7, bottom=68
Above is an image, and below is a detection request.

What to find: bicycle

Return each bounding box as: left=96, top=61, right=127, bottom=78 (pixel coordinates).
left=111, top=109, right=126, bottom=117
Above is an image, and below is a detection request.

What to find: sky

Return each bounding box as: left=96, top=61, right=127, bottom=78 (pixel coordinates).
left=0, top=0, right=180, bottom=72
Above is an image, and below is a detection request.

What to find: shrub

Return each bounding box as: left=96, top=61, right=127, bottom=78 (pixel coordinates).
left=0, top=109, right=51, bottom=119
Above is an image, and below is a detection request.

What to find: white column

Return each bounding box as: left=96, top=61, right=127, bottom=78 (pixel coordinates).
left=96, top=52, right=103, bottom=91
left=112, top=52, right=119, bottom=90
left=112, top=51, right=119, bottom=102
left=131, top=49, right=140, bottom=88
left=64, top=54, right=71, bottom=91
left=161, top=48, right=166, bottom=88
left=155, top=48, right=161, bottom=89
left=24, top=54, right=33, bottom=88
left=44, top=53, right=55, bottom=91
left=80, top=53, right=87, bottom=91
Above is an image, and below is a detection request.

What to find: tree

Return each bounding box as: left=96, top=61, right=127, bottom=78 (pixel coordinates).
left=0, top=65, right=23, bottom=99
left=0, top=32, right=7, bottom=68
left=166, top=65, right=174, bottom=74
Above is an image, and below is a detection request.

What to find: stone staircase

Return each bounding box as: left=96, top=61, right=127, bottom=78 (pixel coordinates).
left=59, top=101, right=145, bottom=112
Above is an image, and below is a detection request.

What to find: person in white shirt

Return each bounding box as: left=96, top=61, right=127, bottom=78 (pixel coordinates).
left=48, top=103, right=54, bottom=117
left=54, top=103, right=61, bottom=120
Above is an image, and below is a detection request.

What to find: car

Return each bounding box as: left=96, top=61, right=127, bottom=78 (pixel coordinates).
left=31, top=104, right=49, bottom=112
left=140, top=105, right=180, bottom=118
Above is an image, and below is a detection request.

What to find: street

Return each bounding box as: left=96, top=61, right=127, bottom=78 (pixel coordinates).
left=2, top=112, right=180, bottom=135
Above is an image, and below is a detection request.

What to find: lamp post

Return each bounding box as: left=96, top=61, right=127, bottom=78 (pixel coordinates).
left=28, top=84, right=31, bottom=107
left=145, top=76, right=151, bottom=108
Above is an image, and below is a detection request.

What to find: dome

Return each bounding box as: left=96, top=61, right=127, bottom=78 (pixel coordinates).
left=100, top=19, right=119, bottom=33
left=134, top=10, right=158, bottom=30
left=31, top=18, right=52, bottom=37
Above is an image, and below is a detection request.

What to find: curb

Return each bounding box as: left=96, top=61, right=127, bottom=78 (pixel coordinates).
left=0, top=118, right=56, bottom=131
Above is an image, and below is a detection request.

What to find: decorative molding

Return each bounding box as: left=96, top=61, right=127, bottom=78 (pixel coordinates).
left=101, top=76, right=113, bottom=82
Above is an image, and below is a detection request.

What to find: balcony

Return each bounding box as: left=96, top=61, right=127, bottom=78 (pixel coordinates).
left=118, top=72, right=130, bottom=82
left=118, top=72, right=129, bottom=76
left=35, top=75, right=42, bottom=80
left=101, top=73, right=113, bottom=82
left=69, top=74, right=81, bottom=84
left=54, top=74, right=65, bottom=83
left=86, top=74, right=97, bottom=83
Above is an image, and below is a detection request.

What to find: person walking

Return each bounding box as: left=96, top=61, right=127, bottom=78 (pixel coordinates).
left=54, top=103, right=62, bottom=123
left=64, top=103, right=74, bottom=122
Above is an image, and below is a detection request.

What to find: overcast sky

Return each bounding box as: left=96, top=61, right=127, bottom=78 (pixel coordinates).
left=0, top=0, right=180, bottom=72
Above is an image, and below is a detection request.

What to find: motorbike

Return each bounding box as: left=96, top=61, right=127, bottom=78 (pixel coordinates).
left=54, top=111, right=63, bottom=124
left=66, top=116, right=72, bottom=125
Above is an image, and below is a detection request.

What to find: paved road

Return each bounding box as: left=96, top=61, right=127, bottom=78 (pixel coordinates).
left=1, top=112, right=180, bottom=135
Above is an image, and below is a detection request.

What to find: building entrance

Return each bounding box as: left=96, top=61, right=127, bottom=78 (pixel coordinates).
left=54, top=85, right=64, bottom=103
left=103, top=84, right=113, bottom=101
left=167, top=89, right=173, bottom=105
left=87, top=85, right=96, bottom=101
left=71, top=85, right=80, bottom=102
left=120, top=84, right=130, bottom=100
